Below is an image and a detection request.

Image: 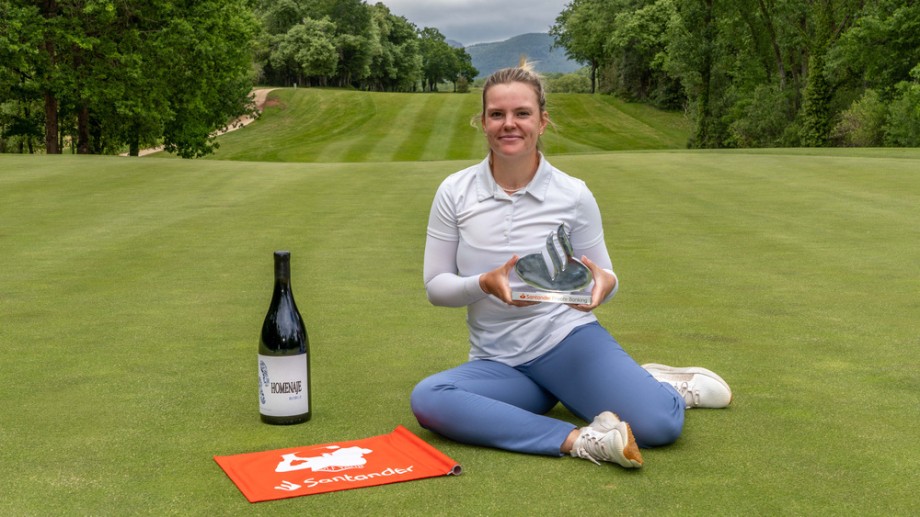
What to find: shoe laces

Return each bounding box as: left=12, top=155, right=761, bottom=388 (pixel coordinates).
left=671, top=380, right=700, bottom=408
left=571, top=428, right=610, bottom=466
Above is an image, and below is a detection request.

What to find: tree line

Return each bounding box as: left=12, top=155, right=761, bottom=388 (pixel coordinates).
left=6, top=0, right=917, bottom=155
left=1, top=0, right=259, bottom=157
left=551, top=0, right=920, bottom=147
left=0, top=0, right=476, bottom=156
left=256, top=0, right=476, bottom=92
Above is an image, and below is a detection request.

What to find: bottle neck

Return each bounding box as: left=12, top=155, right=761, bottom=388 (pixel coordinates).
left=273, top=251, right=292, bottom=285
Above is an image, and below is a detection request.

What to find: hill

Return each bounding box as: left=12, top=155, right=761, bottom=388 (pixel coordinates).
left=466, top=33, right=581, bottom=79
left=168, top=88, right=691, bottom=162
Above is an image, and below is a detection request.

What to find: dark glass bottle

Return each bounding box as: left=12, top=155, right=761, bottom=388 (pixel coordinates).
left=258, top=251, right=311, bottom=424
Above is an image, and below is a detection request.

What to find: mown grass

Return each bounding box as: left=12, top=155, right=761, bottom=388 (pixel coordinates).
left=1, top=148, right=918, bottom=515
left=158, top=88, right=691, bottom=162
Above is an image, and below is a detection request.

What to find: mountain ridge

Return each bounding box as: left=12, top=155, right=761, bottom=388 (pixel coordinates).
left=464, top=33, right=581, bottom=79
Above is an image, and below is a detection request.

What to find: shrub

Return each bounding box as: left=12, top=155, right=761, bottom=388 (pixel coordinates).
left=831, top=89, right=887, bottom=147
left=726, top=85, right=795, bottom=147
left=546, top=69, right=592, bottom=93
left=883, top=65, right=920, bottom=146
left=456, top=75, right=471, bottom=93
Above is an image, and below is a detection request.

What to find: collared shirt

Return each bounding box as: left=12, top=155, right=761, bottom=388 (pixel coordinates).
left=424, top=154, right=617, bottom=366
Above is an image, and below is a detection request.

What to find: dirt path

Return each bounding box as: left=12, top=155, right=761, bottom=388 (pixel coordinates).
left=132, top=88, right=277, bottom=157
left=224, top=88, right=277, bottom=133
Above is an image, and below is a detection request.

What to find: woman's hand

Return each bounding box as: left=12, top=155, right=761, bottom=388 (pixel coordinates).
left=479, top=256, right=538, bottom=307
left=569, top=256, right=616, bottom=312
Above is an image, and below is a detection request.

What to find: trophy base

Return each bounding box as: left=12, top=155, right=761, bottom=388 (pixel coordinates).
left=511, top=291, right=592, bottom=304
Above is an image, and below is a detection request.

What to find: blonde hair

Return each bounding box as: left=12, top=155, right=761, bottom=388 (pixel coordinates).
left=480, top=57, right=548, bottom=117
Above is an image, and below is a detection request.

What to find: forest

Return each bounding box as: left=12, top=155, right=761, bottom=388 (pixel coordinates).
left=551, top=0, right=920, bottom=147
left=0, top=0, right=475, bottom=156
left=2, top=0, right=918, bottom=155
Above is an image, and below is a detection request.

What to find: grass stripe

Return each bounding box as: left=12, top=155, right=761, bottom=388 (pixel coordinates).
left=444, top=93, right=488, bottom=160
left=155, top=88, right=690, bottom=162
left=546, top=94, right=688, bottom=152
left=356, top=92, right=429, bottom=161
left=421, top=93, right=464, bottom=161
left=393, top=94, right=448, bottom=161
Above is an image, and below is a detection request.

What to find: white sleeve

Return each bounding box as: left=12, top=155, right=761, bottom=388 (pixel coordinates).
left=573, top=184, right=618, bottom=302
left=423, top=236, right=488, bottom=307
left=422, top=182, right=488, bottom=307
left=578, top=240, right=619, bottom=302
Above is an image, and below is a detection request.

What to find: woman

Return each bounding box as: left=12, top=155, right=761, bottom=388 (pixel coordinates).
left=411, top=62, right=731, bottom=469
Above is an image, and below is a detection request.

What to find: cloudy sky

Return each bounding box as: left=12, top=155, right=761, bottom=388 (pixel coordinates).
left=379, top=0, right=570, bottom=46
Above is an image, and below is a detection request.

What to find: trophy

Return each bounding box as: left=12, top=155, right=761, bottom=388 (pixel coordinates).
left=512, top=224, right=593, bottom=304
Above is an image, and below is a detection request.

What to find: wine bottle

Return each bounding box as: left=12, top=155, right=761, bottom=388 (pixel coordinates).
left=258, top=251, right=311, bottom=424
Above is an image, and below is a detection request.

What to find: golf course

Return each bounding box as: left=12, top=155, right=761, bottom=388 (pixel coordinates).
left=1, top=88, right=917, bottom=515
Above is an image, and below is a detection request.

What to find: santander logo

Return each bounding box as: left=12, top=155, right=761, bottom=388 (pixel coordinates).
left=275, top=445, right=374, bottom=473
left=271, top=444, right=419, bottom=493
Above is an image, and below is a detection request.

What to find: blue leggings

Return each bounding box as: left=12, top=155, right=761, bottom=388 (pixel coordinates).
left=410, top=322, right=685, bottom=455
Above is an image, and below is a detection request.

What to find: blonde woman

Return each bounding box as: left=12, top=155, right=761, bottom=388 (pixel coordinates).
left=412, top=62, right=731, bottom=468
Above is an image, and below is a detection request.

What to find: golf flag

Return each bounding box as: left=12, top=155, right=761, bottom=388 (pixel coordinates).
left=214, top=426, right=461, bottom=502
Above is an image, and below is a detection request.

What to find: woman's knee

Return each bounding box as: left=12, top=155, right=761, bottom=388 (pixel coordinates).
left=632, top=407, right=684, bottom=447
left=410, top=374, right=452, bottom=423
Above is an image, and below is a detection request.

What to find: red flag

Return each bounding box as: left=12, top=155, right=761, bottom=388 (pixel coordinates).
left=214, top=426, right=461, bottom=502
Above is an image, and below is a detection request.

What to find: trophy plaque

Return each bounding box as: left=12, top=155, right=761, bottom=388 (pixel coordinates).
left=512, top=224, right=593, bottom=304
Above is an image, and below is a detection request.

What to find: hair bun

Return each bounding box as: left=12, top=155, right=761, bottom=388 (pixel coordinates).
left=518, top=55, right=535, bottom=72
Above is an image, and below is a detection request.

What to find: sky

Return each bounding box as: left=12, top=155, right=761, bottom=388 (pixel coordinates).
left=378, top=0, right=570, bottom=46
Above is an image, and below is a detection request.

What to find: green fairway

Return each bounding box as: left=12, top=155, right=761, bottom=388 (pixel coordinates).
left=158, top=88, right=691, bottom=162
left=1, top=148, right=917, bottom=515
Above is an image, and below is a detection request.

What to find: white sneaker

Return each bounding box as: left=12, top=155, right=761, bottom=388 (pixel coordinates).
left=570, top=411, right=643, bottom=468
left=642, top=363, right=732, bottom=409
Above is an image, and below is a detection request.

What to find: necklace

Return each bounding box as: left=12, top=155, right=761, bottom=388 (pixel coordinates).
left=494, top=179, right=525, bottom=193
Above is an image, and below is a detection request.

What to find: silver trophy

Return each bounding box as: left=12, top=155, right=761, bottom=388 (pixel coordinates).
left=512, top=224, right=593, bottom=304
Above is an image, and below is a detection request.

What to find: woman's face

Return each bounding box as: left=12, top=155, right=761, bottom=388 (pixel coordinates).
left=481, top=81, right=548, bottom=161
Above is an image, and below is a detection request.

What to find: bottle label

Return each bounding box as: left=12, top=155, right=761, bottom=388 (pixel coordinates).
left=258, top=354, right=309, bottom=416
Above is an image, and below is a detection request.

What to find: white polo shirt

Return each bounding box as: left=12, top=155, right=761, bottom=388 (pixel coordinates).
left=424, top=154, right=617, bottom=366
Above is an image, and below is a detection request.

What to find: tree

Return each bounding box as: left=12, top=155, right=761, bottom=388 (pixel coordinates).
left=156, top=1, right=260, bottom=157
left=366, top=3, right=422, bottom=91
left=269, top=17, right=338, bottom=86
left=0, top=0, right=259, bottom=156
left=799, top=51, right=833, bottom=147
left=605, top=0, right=683, bottom=107
left=828, top=1, right=920, bottom=95
left=253, top=0, right=468, bottom=93
left=0, top=2, right=44, bottom=152
left=418, top=27, right=455, bottom=91
left=884, top=65, right=920, bottom=146
left=797, top=0, right=861, bottom=147
left=452, top=47, right=478, bottom=91
left=551, top=0, right=616, bottom=93
left=319, top=0, right=374, bottom=87
left=666, top=0, right=729, bottom=147
left=545, top=0, right=917, bottom=148
left=258, top=0, right=307, bottom=34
